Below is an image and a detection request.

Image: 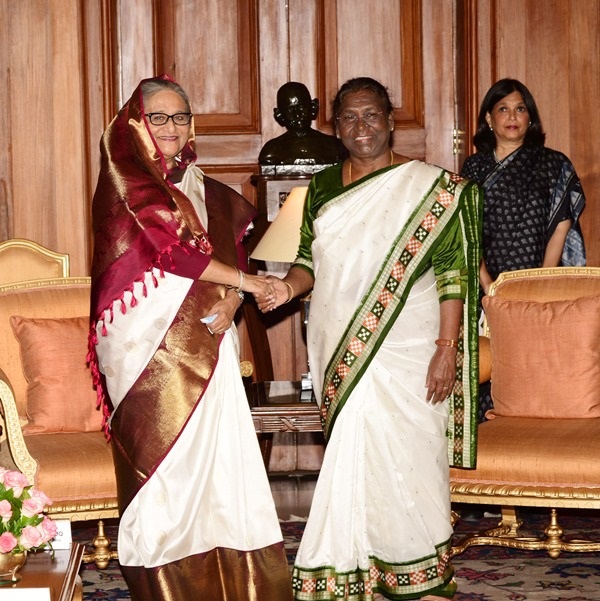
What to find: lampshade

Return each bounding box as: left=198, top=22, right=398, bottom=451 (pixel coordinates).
left=250, top=186, right=308, bottom=263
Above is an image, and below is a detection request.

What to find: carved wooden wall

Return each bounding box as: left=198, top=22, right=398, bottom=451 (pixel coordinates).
left=0, top=0, right=598, bottom=395
left=0, top=0, right=93, bottom=274
left=465, top=0, right=600, bottom=266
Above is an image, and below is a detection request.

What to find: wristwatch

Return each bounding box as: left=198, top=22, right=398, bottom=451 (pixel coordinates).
left=227, top=286, right=244, bottom=304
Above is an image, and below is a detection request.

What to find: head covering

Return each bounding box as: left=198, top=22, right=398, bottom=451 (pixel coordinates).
left=90, top=74, right=213, bottom=324
left=88, top=75, right=217, bottom=428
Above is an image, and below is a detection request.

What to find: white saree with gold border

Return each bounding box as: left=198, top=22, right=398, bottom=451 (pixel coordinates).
left=96, top=167, right=285, bottom=571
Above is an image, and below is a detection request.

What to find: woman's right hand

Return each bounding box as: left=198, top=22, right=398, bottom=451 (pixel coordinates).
left=254, top=275, right=289, bottom=313
left=242, top=273, right=273, bottom=297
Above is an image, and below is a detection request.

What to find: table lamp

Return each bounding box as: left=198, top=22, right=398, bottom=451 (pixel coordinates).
left=250, top=186, right=313, bottom=396
left=250, top=186, right=308, bottom=263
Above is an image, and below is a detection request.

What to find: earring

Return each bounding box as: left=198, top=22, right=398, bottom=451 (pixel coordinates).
left=488, top=125, right=493, bottom=131
left=528, top=121, right=532, bottom=127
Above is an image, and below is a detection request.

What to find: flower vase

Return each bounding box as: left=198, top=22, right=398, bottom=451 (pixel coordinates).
left=0, top=551, right=27, bottom=584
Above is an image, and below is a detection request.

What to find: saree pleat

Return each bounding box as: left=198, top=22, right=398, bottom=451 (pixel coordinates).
left=109, top=280, right=220, bottom=509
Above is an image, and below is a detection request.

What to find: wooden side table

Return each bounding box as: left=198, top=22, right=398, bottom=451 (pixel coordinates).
left=248, top=381, right=323, bottom=467
left=4, top=543, right=83, bottom=601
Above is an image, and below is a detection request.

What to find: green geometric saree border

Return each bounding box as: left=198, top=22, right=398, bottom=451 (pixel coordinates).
left=292, top=538, right=453, bottom=600
left=320, top=172, right=467, bottom=450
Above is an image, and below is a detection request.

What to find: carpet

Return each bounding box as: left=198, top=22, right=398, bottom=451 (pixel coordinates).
left=74, top=509, right=600, bottom=600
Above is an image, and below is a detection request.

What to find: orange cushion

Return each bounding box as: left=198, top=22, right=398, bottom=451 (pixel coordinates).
left=482, top=293, right=600, bottom=418
left=25, top=432, right=116, bottom=502
left=10, top=315, right=102, bottom=434
left=450, top=417, right=600, bottom=488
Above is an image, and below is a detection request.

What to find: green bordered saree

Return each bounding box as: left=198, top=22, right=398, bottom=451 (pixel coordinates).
left=291, top=161, right=482, bottom=600
left=297, top=161, right=482, bottom=469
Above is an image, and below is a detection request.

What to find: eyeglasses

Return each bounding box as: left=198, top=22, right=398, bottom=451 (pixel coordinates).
left=336, top=111, right=386, bottom=127
left=146, top=112, right=193, bottom=126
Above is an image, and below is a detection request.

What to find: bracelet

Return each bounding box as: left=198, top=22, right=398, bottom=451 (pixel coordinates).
left=435, top=338, right=458, bottom=348
left=283, top=281, right=294, bottom=304
left=232, top=267, right=244, bottom=292
left=225, top=286, right=245, bottom=304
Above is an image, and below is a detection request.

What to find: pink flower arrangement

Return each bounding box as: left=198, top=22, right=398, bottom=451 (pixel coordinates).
left=0, top=467, right=57, bottom=554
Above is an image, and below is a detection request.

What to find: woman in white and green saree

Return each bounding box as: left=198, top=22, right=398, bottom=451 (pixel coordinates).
left=256, top=77, right=482, bottom=600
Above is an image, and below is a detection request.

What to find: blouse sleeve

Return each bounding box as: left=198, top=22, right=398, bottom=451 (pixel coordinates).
left=459, top=155, right=478, bottom=180
left=432, top=218, right=468, bottom=302
left=292, top=164, right=344, bottom=279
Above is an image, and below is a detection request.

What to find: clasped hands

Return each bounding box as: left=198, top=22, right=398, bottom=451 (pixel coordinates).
left=249, top=274, right=288, bottom=313
left=202, top=274, right=286, bottom=336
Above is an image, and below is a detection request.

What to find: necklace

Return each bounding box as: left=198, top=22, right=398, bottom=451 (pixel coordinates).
left=493, top=149, right=505, bottom=168
left=348, top=149, right=394, bottom=183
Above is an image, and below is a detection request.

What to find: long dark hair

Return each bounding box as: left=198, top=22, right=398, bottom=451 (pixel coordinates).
left=473, top=78, right=545, bottom=152
left=332, top=77, right=394, bottom=118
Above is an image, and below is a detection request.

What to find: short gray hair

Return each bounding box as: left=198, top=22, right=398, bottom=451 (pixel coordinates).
left=141, top=78, right=191, bottom=113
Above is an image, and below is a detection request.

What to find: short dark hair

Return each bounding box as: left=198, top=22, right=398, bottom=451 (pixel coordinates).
left=332, top=77, right=394, bottom=118
left=473, top=78, right=545, bottom=152
left=140, top=77, right=191, bottom=113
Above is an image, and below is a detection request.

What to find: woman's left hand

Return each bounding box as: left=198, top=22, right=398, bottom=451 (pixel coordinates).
left=202, top=290, right=240, bottom=336
left=425, top=347, right=457, bottom=404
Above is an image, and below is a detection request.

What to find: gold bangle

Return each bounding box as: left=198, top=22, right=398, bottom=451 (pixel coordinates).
left=283, top=281, right=294, bottom=304
left=435, top=338, right=458, bottom=348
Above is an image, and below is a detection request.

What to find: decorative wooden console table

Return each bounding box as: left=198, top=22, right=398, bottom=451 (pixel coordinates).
left=248, top=381, right=322, bottom=466
left=4, top=543, right=83, bottom=601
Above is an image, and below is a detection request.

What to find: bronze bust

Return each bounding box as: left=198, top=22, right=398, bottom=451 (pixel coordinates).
left=259, top=82, right=346, bottom=171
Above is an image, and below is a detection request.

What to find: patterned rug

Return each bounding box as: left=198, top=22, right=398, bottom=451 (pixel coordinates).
left=75, top=508, right=600, bottom=600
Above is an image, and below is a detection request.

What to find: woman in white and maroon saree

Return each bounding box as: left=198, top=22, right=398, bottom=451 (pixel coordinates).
left=88, top=75, right=293, bottom=601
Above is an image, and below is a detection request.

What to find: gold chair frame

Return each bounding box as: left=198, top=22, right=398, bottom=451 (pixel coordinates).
left=0, top=238, right=70, bottom=284
left=0, top=239, right=119, bottom=568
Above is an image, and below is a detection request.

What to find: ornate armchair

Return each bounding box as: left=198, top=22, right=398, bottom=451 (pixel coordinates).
left=0, top=238, right=70, bottom=285
left=450, top=266, right=600, bottom=557
left=0, top=240, right=118, bottom=567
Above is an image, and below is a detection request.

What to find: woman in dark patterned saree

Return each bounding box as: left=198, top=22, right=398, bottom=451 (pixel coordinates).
left=255, top=77, right=483, bottom=600
left=461, top=78, right=586, bottom=421
left=88, top=75, right=293, bottom=601
left=461, top=77, right=586, bottom=294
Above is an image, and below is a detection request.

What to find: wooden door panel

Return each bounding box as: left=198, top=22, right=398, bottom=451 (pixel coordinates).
left=0, top=0, right=91, bottom=275
left=468, top=0, right=600, bottom=266
left=316, top=0, right=425, bottom=157
left=155, top=0, right=260, bottom=134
